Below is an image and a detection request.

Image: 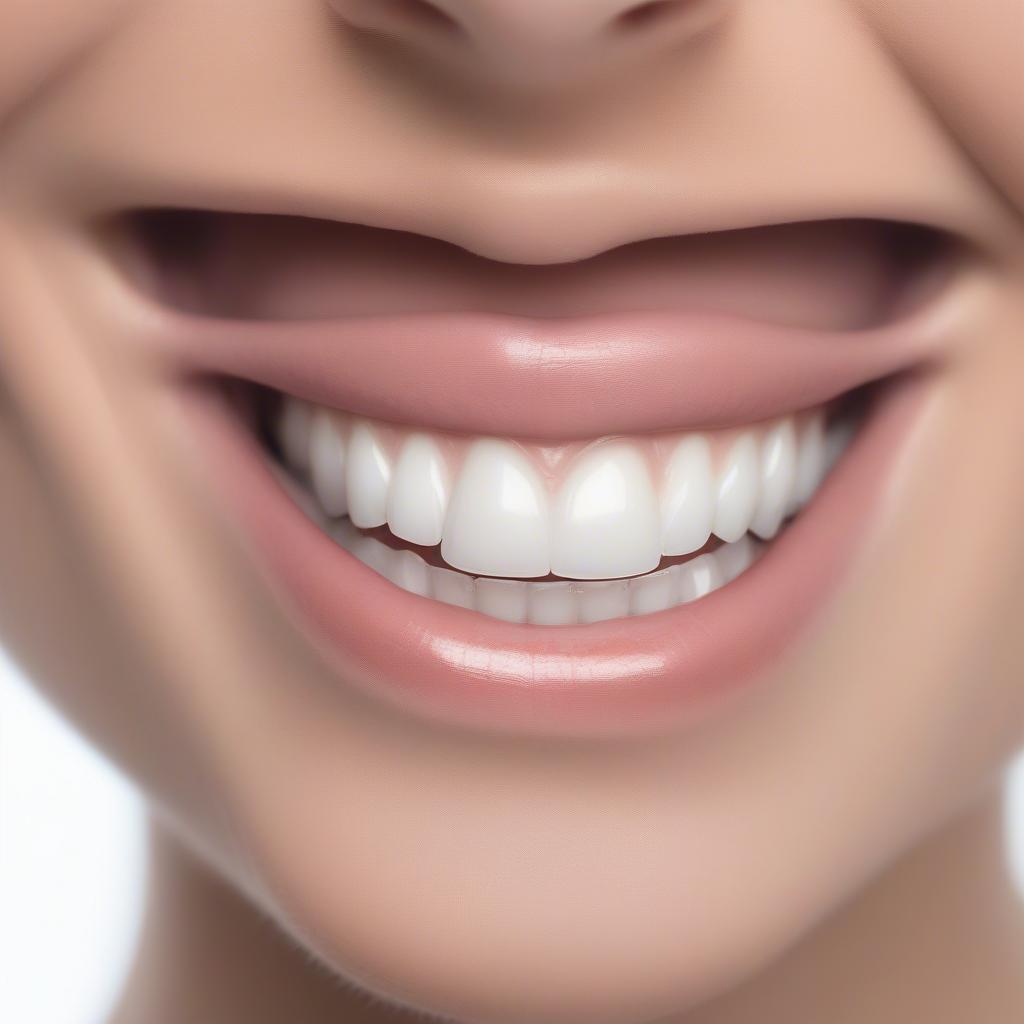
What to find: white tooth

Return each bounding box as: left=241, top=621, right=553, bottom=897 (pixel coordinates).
left=475, top=578, right=528, bottom=623
left=309, top=411, right=348, bottom=517
left=628, top=568, right=676, bottom=616
left=441, top=440, right=550, bottom=578
left=550, top=443, right=661, bottom=580
left=712, top=433, right=760, bottom=543
left=431, top=566, right=476, bottom=610
left=346, top=421, right=392, bottom=528
left=352, top=534, right=393, bottom=577
left=388, top=550, right=430, bottom=597
left=750, top=419, right=797, bottom=540
left=527, top=582, right=579, bottom=626
left=277, top=398, right=313, bottom=472
left=387, top=434, right=450, bottom=547
left=577, top=580, right=630, bottom=624
left=792, top=413, right=826, bottom=508
left=715, top=535, right=756, bottom=584
left=676, top=552, right=723, bottom=603
left=661, top=434, right=715, bottom=556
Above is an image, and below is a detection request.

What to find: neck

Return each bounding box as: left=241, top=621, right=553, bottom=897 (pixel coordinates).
left=112, top=787, right=1024, bottom=1024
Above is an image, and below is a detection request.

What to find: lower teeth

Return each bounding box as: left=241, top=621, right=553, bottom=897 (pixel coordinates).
left=331, top=518, right=761, bottom=625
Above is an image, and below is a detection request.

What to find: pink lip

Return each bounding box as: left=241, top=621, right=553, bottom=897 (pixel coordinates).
left=148, top=305, right=941, bottom=439
left=186, top=366, right=929, bottom=738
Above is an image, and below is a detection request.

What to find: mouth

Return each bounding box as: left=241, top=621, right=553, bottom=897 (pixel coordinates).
left=107, top=209, right=956, bottom=735
left=259, top=390, right=858, bottom=623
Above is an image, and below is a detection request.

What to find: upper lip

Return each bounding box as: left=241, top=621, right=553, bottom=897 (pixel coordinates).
left=98, top=207, right=960, bottom=439
left=137, top=301, right=949, bottom=440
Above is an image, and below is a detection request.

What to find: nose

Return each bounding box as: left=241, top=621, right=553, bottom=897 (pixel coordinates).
left=330, top=0, right=730, bottom=91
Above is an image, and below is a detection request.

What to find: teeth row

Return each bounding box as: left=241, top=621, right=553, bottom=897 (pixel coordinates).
left=277, top=399, right=848, bottom=580
left=332, top=520, right=760, bottom=625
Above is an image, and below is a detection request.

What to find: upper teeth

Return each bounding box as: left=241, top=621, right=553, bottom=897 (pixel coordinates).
left=277, top=398, right=844, bottom=581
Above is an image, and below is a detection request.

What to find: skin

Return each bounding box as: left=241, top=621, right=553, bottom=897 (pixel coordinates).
left=1, top=1, right=1024, bottom=1021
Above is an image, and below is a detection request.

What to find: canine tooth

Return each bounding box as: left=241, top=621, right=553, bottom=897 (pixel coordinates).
left=750, top=419, right=797, bottom=539
left=677, top=552, right=723, bottom=602
left=715, top=535, right=756, bottom=583
left=712, top=433, right=760, bottom=543
left=629, top=568, right=676, bottom=616
left=527, top=582, right=579, bottom=626
left=346, top=421, right=392, bottom=528
left=441, top=440, right=550, bottom=578
left=550, top=443, right=661, bottom=579
left=793, top=413, right=826, bottom=508
left=577, top=580, right=630, bottom=624
left=475, top=578, right=529, bottom=623
left=661, top=434, right=715, bottom=556
left=387, top=434, right=450, bottom=547
left=309, top=411, right=348, bottom=517
left=277, top=398, right=313, bottom=472
left=388, top=550, right=430, bottom=597
left=430, top=566, right=476, bottom=609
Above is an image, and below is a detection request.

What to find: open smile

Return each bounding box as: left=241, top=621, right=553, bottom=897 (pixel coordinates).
left=107, top=209, right=956, bottom=735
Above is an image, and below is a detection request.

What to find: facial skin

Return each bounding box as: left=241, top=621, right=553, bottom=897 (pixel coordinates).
left=1, top=2, right=1024, bottom=1023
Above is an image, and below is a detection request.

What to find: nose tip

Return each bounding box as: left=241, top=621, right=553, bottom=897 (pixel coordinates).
left=331, top=0, right=729, bottom=91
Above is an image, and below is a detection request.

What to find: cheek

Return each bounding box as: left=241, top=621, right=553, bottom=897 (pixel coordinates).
left=859, top=0, right=1024, bottom=208
left=0, top=413, right=210, bottom=827
left=0, top=0, right=132, bottom=118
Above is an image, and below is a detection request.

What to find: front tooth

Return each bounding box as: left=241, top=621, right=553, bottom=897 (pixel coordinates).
left=346, top=421, right=392, bottom=528
left=661, top=435, right=715, bottom=556
left=441, top=440, right=550, bottom=578
left=792, top=413, right=826, bottom=508
left=309, top=411, right=348, bottom=517
left=387, top=434, right=450, bottom=547
left=577, top=580, right=630, bottom=624
left=528, top=582, right=579, bottom=626
left=277, top=398, right=313, bottom=472
left=750, top=419, right=797, bottom=540
left=628, top=568, right=676, bottom=616
left=550, top=443, right=661, bottom=579
left=676, top=552, right=723, bottom=602
left=475, top=578, right=529, bottom=623
left=712, top=433, right=760, bottom=543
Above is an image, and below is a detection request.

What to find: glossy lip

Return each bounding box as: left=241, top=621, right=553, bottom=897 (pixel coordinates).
left=141, top=300, right=948, bottom=440
left=184, top=365, right=931, bottom=738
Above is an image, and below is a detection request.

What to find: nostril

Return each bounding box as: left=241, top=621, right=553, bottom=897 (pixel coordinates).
left=333, top=0, right=465, bottom=39
left=384, top=0, right=463, bottom=36
left=614, top=0, right=701, bottom=32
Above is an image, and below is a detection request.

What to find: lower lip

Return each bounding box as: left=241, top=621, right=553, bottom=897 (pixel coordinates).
left=188, top=376, right=928, bottom=738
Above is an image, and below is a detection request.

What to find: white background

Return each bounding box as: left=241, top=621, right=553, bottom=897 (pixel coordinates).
left=3, top=646, right=1024, bottom=1024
